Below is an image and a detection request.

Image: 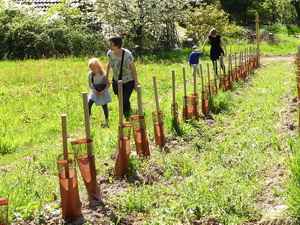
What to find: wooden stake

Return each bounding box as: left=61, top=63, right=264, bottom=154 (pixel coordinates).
left=61, top=114, right=69, bottom=178
left=207, top=63, right=211, bottom=96
left=200, top=64, right=204, bottom=93
left=153, top=76, right=160, bottom=113
left=235, top=53, right=237, bottom=69
left=183, top=67, right=187, bottom=97
left=137, top=85, right=144, bottom=116
left=193, top=67, right=197, bottom=94
left=82, top=92, right=93, bottom=157
left=118, top=81, right=124, bottom=138
left=172, top=71, right=176, bottom=106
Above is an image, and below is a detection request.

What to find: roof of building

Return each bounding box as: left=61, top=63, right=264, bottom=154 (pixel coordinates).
left=14, top=0, right=61, bottom=11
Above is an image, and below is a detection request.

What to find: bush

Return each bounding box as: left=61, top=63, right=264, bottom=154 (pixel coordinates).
left=7, top=16, right=46, bottom=59
left=0, top=3, right=106, bottom=59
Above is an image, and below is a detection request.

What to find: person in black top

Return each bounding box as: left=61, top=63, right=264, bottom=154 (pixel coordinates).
left=208, top=28, right=226, bottom=76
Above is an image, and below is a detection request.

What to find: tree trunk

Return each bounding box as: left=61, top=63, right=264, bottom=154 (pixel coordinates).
left=136, top=0, right=144, bottom=53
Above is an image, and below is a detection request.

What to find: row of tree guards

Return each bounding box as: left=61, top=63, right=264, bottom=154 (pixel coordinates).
left=55, top=46, right=260, bottom=223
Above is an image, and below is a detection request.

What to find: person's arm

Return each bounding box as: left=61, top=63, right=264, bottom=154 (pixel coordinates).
left=202, top=34, right=211, bottom=51
left=106, top=51, right=112, bottom=81
left=88, top=74, right=93, bottom=90
left=104, top=76, right=110, bottom=90
left=106, top=62, right=111, bottom=81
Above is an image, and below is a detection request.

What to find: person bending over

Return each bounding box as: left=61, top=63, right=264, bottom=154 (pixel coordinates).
left=88, top=58, right=111, bottom=128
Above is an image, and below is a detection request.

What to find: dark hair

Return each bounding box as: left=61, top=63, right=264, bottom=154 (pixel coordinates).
left=109, top=36, right=123, bottom=48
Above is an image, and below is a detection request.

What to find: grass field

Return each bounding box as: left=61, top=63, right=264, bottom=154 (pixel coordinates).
left=0, top=51, right=299, bottom=224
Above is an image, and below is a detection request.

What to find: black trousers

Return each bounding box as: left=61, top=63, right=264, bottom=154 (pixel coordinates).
left=112, top=80, right=135, bottom=118
left=88, top=100, right=109, bottom=120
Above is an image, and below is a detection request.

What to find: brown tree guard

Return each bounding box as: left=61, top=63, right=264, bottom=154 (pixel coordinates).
left=115, top=81, right=132, bottom=177
left=171, top=71, right=179, bottom=125
left=77, top=93, right=101, bottom=205
left=256, top=13, right=260, bottom=67
left=152, top=76, right=166, bottom=148
left=58, top=115, right=82, bottom=222
left=0, top=198, right=8, bottom=225
left=130, top=85, right=150, bottom=157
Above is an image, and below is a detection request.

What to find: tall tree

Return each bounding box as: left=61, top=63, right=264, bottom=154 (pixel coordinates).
left=219, top=0, right=256, bottom=24
left=260, top=0, right=296, bottom=24
left=97, top=0, right=190, bottom=51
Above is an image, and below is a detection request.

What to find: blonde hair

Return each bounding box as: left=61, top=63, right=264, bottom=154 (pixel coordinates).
left=88, top=58, right=105, bottom=74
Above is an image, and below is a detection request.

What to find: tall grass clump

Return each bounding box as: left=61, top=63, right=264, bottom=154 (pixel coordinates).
left=211, top=92, right=231, bottom=114
left=0, top=137, right=17, bottom=155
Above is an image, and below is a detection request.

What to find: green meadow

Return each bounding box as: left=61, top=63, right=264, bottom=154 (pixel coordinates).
left=0, top=50, right=299, bottom=224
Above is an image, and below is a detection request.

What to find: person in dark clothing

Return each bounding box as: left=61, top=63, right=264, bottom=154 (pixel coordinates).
left=106, top=36, right=139, bottom=119
left=208, top=28, right=226, bottom=76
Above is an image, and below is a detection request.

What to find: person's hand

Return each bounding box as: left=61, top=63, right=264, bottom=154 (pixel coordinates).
left=95, top=90, right=103, bottom=96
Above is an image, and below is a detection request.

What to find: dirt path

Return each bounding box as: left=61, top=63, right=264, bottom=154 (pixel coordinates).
left=261, top=56, right=295, bottom=64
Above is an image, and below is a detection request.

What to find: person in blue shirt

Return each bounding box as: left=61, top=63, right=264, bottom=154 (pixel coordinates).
left=188, top=45, right=203, bottom=76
